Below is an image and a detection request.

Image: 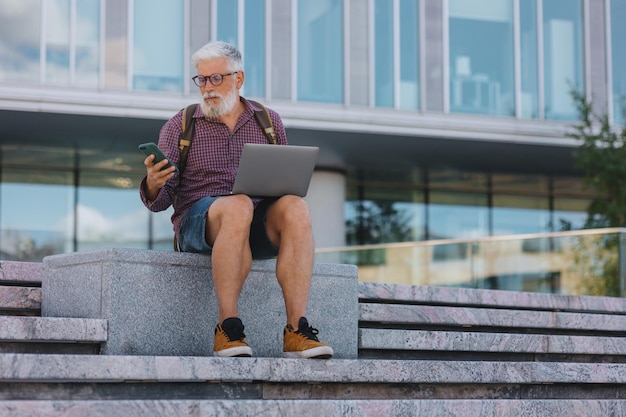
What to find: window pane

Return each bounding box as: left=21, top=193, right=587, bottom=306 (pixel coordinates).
left=428, top=192, right=489, bottom=239
left=542, top=0, right=583, bottom=120
left=611, top=0, right=626, bottom=125
left=1, top=170, right=74, bottom=261
left=75, top=0, right=100, bottom=88
left=133, top=0, right=183, bottom=92
left=520, top=0, right=539, bottom=118
left=553, top=197, right=588, bottom=231
left=492, top=174, right=550, bottom=234
left=552, top=176, right=598, bottom=198
left=351, top=166, right=425, bottom=188
left=492, top=174, right=549, bottom=194
left=77, top=172, right=149, bottom=251
left=151, top=208, right=175, bottom=251
left=399, top=0, right=419, bottom=110
left=297, top=0, right=343, bottom=103
left=46, top=0, right=71, bottom=85
left=216, top=0, right=238, bottom=45
left=0, top=0, right=41, bottom=83
left=552, top=176, right=593, bottom=231
left=243, top=0, right=265, bottom=98
left=346, top=186, right=424, bottom=245
left=448, top=0, right=515, bottom=116
left=375, top=0, right=394, bottom=108
left=492, top=195, right=550, bottom=235
left=1, top=145, right=74, bottom=169
left=430, top=169, right=488, bottom=192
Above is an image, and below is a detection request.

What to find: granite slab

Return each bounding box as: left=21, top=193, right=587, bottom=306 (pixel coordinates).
left=359, top=329, right=626, bottom=355
left=1, top=399, right=624, bottom=417
left=359, top=282, right=626, bottom=314
left=0, top=261, right=43, bottom=284
left=2, top=354, right=625, bottom=385
left=359, top=303, right=626, bottom=331
left=42, top=248, right=358, bottom=358
left=0, top=317, right=107, bottom=343
left=0, top=287, right=41, bottom=310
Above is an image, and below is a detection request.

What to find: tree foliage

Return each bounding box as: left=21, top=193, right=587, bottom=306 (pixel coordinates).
left=567, top=90, right=626, bottom=227
left=346, top=200, right=413, bottom=245
left=567, top=90, right=624, bottom=297
left=345, top=200, right=414, bottom=265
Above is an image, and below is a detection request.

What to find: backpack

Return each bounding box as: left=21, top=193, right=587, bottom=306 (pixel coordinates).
left=173, top=100, right=278, bottom=251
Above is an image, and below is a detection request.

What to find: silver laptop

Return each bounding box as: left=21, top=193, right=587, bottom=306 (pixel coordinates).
left=231, top=144, right=319, bottom=197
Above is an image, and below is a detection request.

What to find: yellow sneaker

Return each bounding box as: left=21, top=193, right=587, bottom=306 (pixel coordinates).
left=283, top=317, right=333, bottom=359
left=213, top=317, right=252, bottom=357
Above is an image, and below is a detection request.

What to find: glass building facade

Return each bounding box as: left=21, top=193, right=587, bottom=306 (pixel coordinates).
left=0, top=0, right=623, bottom=262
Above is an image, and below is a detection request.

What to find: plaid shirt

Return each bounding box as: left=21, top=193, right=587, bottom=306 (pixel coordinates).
left=140, top=97, right=288, bottom=238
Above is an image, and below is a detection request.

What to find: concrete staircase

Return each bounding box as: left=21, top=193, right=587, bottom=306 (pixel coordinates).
left=1, top=257, right=625, bottom=416
left=358, top=282, right=626, bottom=362
left=0, top=261, right=106, bottom=355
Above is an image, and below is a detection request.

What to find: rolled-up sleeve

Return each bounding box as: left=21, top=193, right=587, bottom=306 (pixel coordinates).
left=138, top=110, right=184, bottom=212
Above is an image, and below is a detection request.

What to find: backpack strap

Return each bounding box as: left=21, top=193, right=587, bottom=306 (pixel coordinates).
left=248, top=100, right=278, bottom=145
left=178, top=103, right=198, bottom=175
left=173, top=103, right=197, bottom=252
left=177, top=100, right=276, bottom=176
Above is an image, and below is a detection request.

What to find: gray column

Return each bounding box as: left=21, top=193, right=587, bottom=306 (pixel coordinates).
left=306, top=170, right=346, bottom=249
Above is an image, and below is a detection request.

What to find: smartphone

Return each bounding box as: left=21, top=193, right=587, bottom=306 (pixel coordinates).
left=138, top=142, right=178, bottom=173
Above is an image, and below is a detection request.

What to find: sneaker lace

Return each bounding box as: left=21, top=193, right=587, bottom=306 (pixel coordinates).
left=222, top=324, right=246, bottom=342
left=296, top=323, right=320, bottom=342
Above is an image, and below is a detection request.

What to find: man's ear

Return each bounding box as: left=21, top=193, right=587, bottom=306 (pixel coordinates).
left=236, top=71, right=245, bottom=89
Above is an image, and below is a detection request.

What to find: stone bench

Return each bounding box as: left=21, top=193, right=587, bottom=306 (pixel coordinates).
left=41, top=248, right=358, bottom=358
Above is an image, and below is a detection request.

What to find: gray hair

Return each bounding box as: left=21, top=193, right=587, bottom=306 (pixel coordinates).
left=191, top=41, right=243, bottom=71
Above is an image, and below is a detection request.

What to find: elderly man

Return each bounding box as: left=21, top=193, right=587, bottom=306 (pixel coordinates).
left=139, top=41, right=333, bottom=359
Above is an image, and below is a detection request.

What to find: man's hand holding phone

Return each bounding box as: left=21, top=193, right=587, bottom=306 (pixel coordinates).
left=138, top=142, right=178, bottom=201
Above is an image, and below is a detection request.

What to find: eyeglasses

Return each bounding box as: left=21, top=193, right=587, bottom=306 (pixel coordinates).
left=192, top=72, right=238, bottom=87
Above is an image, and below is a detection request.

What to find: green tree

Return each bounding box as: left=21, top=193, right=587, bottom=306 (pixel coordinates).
left=345, top=200, right=413, bottom=265
left=567, top=89, right=626, bottom=227
left=567, top=90, right=625, bottom=296
left=346, top=200, right=413, bottom=245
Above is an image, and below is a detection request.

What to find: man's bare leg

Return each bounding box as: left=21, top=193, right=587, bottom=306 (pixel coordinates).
left=265, top=195, right=315, bottom=329
left=266, top=196, right=333, bottom=359
left=206, top=195, right=254, bottom=323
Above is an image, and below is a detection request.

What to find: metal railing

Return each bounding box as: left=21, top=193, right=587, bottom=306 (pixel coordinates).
left=315, top=228, right=626, bottom=297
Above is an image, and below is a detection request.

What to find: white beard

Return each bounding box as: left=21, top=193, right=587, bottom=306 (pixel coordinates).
left=200, top=88, right=238, bottom=119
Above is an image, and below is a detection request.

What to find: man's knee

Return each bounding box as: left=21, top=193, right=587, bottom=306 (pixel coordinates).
left=211, top=195, right=254, bottom=217
left=208, top=195, right=255, bottom=235
left=271, top=196, right=312, bottom=228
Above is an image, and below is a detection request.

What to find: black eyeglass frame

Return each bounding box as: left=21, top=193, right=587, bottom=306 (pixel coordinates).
left=192, top=71, right=238, bottom=87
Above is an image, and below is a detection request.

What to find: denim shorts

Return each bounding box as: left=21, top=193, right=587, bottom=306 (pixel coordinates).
left=177, top=195, right=279, bottom=259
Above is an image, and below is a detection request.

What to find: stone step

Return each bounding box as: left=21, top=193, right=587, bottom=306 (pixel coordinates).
left=358, top=283, right=626, bottom=360
left=359, top=303, right=626, bottom=333
left=0, top=399, right=624, bottom=417
left=0, top=287, right=41, bottom=312
left=2, top=354, right=625, bottom=386
left=358, top=281, right=626, bottom=314
left=0, top=261, right=43, bottom=285
left=0, top=317, right=106, bottom=355
left=0, top=317, right=107, bottom=343
left=359, top=328, right=626, bottom=356
left=1, top=354, right=625, bottom=416
left=0, top=261, right=43, bottom=317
